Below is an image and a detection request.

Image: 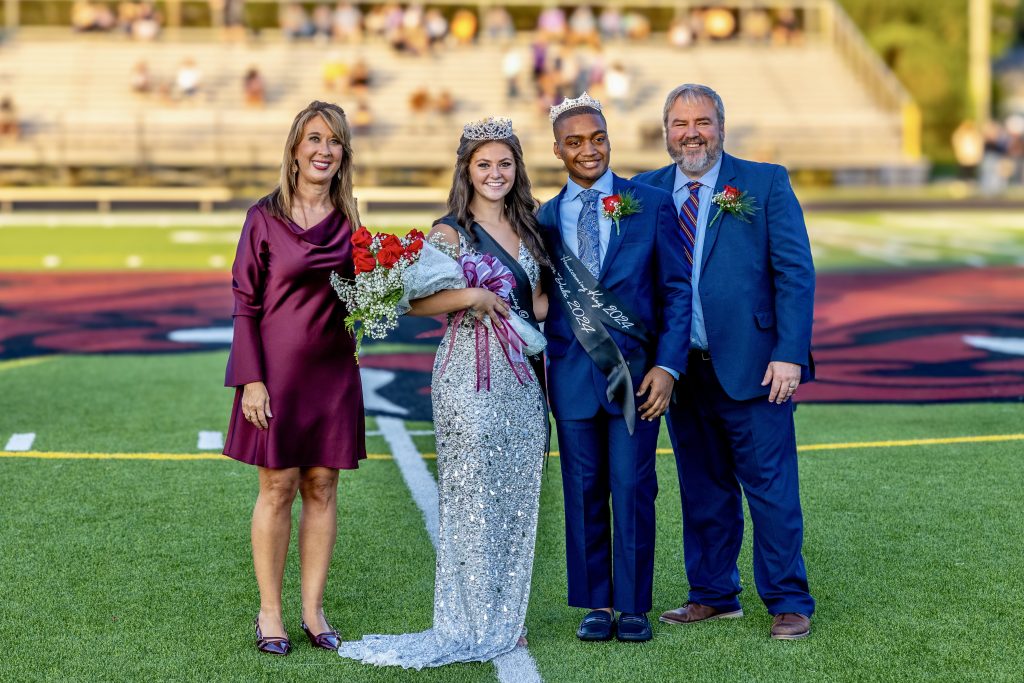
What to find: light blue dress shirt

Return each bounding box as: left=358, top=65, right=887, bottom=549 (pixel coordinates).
left=558, top=168, right=614, bottom=262
left=672, top=157, right=722, bottom=351
left=558, top=168, right=679, bottom=380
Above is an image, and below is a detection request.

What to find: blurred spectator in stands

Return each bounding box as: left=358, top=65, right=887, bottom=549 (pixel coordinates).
left=383, top=4, right=405, bottom=50
left=537, top=6, right=566, bottom=41
left=436, top=89, right=456, bottom=126
left=243, top=67, right=266, bottom=107
left=131, top=3, right=161, bottom=41
left=483, top=6, right=514, bottom=43
left=558, top=46, right=580, bottom=99
left=222, top=0, right=246, bottom=41
left=399, top=4, right=429, bottom=55
left=952, top=120, right=985, bottom=180
left=773, top=8, right=802, bottom=45
left=623, top=11, right=651, bottom=41
left=450, top=9, right=478, bottom=45
left=503, top=45, right=523, bottom=100
left=568, top=5, right=598, bottom=47
left=117, top=1, right=138, bottom=34
left=668, top=16, right=694, bottom=49
left=333, top=2, right=363, bottom=43
left=689, top=8, right=708, bottom=43
left=176, top=58, right=202, bottom=100
left=704, top=8, right=737, bottom=41
left=130, top=60, right=152, bottom=95
left=598, top=7, right=623, bottom=42
left=605, top=62, right=630, bottom=111
left=363, top=5, right=388, bottom=39
left=0, top=96, right=20, bottom=142
left=322, top=51, right=348, bottom=92
left=531, top=36, right=548, bottom=88
left=743, top=8, right=772, bottom=43
left=1004, top=114, right=1024, bottom=185
left=979, top=121, right=1010, bottom=195
left=72, top=0, right=115, bottom=31
left=351, top=99, right=374, bottom=136
left=348, top=57, right=371, bottom=98
left=280, top=2, right=315, bottom=40
left=409, top=86, right=432, bottom=132
left=425, top=8, right=448, bottom=50
left=313, top=4, right=333, bottom=43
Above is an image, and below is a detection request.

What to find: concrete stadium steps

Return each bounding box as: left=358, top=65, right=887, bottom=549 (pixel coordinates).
left=0, top=34, right=912, bottom=175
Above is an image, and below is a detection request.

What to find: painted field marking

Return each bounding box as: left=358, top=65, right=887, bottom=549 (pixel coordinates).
left=197, top=431, right=224, bottom=450
left=4, top=433, right=36, bottom=451
left=377, top=416, right=439, bottom=547
left=2, top=433, right=1023, bottom=462
left=376, top=417, right=542, bottom=683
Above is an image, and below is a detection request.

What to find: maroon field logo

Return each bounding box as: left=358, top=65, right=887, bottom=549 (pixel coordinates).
left=1, top=268, right=1022, bottom=416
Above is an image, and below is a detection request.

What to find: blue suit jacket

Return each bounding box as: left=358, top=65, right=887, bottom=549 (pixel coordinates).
left=632, top=154, right=815, bottom=401
left=538, top=174, right=692, bottom=421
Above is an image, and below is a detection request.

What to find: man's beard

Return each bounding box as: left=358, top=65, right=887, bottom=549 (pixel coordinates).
left=669, top=135, right=723, bottom=175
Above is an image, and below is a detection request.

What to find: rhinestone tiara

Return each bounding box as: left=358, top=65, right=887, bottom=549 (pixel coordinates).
left=462, top=116, right=514, bottom=141
left=549, top=91, right=603, bottom=123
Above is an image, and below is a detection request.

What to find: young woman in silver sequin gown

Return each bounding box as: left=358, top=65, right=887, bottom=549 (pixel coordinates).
left=338, top=119, right=550, bottom=669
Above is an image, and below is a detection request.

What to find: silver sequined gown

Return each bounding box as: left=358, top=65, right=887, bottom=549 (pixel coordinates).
left=338, top=235, right=547, bottom=669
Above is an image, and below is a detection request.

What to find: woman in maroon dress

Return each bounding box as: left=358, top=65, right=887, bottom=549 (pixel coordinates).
left=223, top=100, right=366, bottom=656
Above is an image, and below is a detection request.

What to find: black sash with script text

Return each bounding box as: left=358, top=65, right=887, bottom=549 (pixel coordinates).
left=548, top=238, right=653, bottom=435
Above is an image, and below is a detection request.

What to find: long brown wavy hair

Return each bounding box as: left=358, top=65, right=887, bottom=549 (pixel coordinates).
left=440, top=134, right=551, bottom=269
left=261, top=101, right=360, bottom=228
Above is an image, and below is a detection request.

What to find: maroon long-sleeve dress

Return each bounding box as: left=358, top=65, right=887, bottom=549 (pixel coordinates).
left=223, top=202, right=366, bottom=469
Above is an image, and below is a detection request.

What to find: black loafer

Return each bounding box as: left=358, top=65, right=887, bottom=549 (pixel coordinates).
left=616, top=613, right=652, bottom=642
left=576, top=610, right=616, bottom=641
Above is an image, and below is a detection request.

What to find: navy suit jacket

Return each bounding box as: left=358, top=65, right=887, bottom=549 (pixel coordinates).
left=632, top=154, right=815, bottom=401
left=538, top=173, right=692, bottom=421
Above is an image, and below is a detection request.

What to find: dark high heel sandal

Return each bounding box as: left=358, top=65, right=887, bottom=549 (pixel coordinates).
left=302, top=619, right=341, bottom=650
left=254, top=616, right=291, bottom=656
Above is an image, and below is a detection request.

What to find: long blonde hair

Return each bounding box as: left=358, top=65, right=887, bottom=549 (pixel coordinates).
left=262, top=101, right=360, bottom=228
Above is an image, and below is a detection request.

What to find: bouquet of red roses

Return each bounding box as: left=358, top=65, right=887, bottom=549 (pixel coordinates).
left=330, top=226, right=425, bottom=356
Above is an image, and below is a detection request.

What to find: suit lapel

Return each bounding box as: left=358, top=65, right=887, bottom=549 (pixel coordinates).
left=598, top=174, right=628, bottom=280
left=701, top=153, right=737, bottom=271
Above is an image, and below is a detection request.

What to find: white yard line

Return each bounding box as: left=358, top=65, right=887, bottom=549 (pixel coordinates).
left=376, top=417, right=542, bottom=683
left=4, top=433, right=36, bottom=451
left=196, top=431, right=224, bottom=450
left=377, top=416, right=439, bottom=547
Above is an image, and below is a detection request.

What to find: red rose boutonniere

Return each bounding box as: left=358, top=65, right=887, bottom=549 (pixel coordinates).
left=601, top=191, right=642, bottom=235
left=710, top=184, right=757, bottom=226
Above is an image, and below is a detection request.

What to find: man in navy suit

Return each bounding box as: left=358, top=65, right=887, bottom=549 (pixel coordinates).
left=537, top=93, right=691, bottom=643
left=633, top=84, right=816, bottom=640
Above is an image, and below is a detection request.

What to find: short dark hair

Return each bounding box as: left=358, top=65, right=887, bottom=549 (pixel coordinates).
left=552, top=107, right=607, bottom=137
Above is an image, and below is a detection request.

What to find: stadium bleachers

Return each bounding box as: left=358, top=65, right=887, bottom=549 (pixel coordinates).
left=0, top=10, right=926, bottom=190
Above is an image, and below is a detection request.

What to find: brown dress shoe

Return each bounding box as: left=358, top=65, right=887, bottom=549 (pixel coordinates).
left=659, top=602, right=744, bottom=625
left=770, top=613, right=810, bottom=640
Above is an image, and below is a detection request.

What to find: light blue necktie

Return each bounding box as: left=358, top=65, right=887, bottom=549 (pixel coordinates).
left=577, top=188, right=601, bottom=278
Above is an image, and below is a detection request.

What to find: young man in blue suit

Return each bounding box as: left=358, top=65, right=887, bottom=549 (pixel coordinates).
left=633, top=83, right=816, bottom=639
left=537, top=93, right=692, bottom=643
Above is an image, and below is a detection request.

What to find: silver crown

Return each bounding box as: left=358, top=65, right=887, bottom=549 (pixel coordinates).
left=548, top=91, right=603, bottom=122
left=462, top=116, right=514, bottom=141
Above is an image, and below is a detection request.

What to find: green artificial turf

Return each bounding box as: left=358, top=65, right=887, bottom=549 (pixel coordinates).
left=3, top=209, right=1024, bottom=272
left=1, top=352, right=1023, bottom=681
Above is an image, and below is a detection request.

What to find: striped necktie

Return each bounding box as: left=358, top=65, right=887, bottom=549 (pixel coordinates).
left=677, top=181, right=701, bottom=280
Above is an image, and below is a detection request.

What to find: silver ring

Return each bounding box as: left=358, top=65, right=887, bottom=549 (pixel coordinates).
left=788, top=383, right=798, bottom=388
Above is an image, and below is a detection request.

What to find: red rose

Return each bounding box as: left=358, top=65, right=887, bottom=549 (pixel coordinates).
left=723, top=185, right=741, bottom=200
left=380, top=234, right=402, bottom=251
left=405, top=238, right=424, bottom=257
left=352, top=226, right=373, bottom=248
left=377, top=243, right=403, bottom=268
left=602, top=195, right=621, bottom=213
left=353, top=247, right=376, bottom=274
left=406, top=228, right=425, bottom=242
